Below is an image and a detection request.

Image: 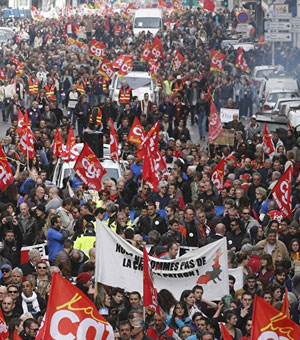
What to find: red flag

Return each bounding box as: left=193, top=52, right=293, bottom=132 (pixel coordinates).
left=109, top=119, right=120, bottom=162
left=0, top=307, right=9, bottom=339
left=148, top=58, right=160, bottom=79
left=0, top=147, right=14, bottom=192
left=61, top=126, right=75, bottom=162
left=74, top=143, right=107, bottom=192
left=137, top=120, right=160, bottom=160
left=143, top=246, right=160, bottom=314
left=19, top=127, right=36, bottom=159
left=118, top=55, right=133, bottom=78
left=128, top=117, right=146, bottom=145
left=173, top=50, right=185, bottom=72
left=17, top=108, right=24, bottom=135
left=158, top=0, right=167, bottom=8
left=89, top=39, right=106, bottom=59
left=210, top=49, right=226, bottom=72
left=154, top=149, right=167, bottom=174
left=37, top=273, right=114, bottom=340
left=208, top=101, right=223, bottom=143
left=173, top=0, right=184, bottom=13
left=220, top=323, right=233, bottom=340
left=236, top=47, right=250, bottom=73
left=14, top=330, right=23, bottom=340
left=281, top=287, right=290, bottom=318
left=272, top=165, right=292, bottom=218
left=141, top=41, right=151, bottom=62
left=263, top=123, right=275, bottom=156
left=211, top=158, right=225, bottom=192
left=0, top=69, right=5, bottom=82
left=104, top=16, right=110, bottom=31
left=98, top=58, right=114, bottom=81
left=112, top=54, right=128, bottom=69
left=203, top=0, right=216, bottom=12
left=150, top=37, right=164, bottom=60
left=52, top=129, right=63, bottom=158
left=251, top=295, right=300, bottom=340
left=10, top=57, right=23, bottom=69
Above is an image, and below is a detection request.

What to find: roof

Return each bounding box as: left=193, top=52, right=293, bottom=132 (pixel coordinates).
left=134, top=8, right=163, bottom=17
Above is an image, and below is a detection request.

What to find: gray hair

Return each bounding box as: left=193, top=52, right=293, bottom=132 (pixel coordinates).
left=227, top=173, right=236, bottom=181
left=240, top=243, right=252, bottom=254
left=12, top=267, right=23, bottom=276
left=273, top=171, right=281, bottom=180
left=28, top=249, right=40, bottom=261
left=158, top=180, right=168, bottom=189
left=106, top=203, right=117, bottom=214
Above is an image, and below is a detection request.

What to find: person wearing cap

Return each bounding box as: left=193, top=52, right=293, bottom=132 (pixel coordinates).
left=245, top=115, right=261, bottom=141
left=76, top=272, right=92, bottom=298
left=0, top=264, right=13, bottom=286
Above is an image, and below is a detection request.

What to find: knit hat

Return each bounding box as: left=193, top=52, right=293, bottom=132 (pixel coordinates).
left=36, top=204, right=46, bottom=213
left=76, top=273, right=92, bottom=285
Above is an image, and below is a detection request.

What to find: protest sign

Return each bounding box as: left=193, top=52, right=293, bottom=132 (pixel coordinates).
left=209, top=129, right=235, bottom=146
left=21, top=244, right=48, bottom=264
left=220, top=108, right=239, bottom=123
left=95, top=222, right=229, bottom=300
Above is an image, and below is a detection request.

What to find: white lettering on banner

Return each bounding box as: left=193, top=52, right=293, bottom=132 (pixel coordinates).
left=0, top=166, right=12, bottom=185
left=101, top=64, right=113, bottom=78
left=212, top=57, right=222, bottom=69
left=95, top=222, right=229, bottom=300
left=151, top=48, right=161, bottom=59
left=220, top=108, right=239, bottom=123
left=280, top=180, right=289, bottom=205
left=174, top=56, right=181, bottom=70
left=257, top=332, right=289, bottom=340
left=90, top=45, right=104, bottom=58
left=211, top=170, right=222, bottom=190
left=21, top=244, right=47, bottom=258
left=120, top=63, right=132, bottom=74
left=81, top=158, right=100, bottom=179
left=133, top=127, right=144, bottom=138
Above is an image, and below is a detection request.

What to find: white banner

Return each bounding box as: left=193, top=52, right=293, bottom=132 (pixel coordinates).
left=228, top=267, right=244, bottom=291
left=95, top=222, right=229, bottom=300
left=220, top=108, right=239, bottom=123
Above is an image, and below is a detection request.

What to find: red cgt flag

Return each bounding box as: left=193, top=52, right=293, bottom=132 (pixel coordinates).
left=150, top=36, right=164, bottom=60
left=208, top=100, right=223, bottom=143
left=220, top=323, right=233, bottom=340
left=61, top=126, right=76, bottom=162
left=154, top=149, right=167, bottom=174
left=52, top=128, right=63, bottom=158
left=143, top=246, right=160, bottom=314
left=211, top=158, right=225, bottom=192
left=281, top=287, right=290, bottom=319
left=109, top=118, right=120, bottom=162
left=210, top=49, right=226, bottom=72
left=236, top=47, right=250, bottom=73
left=142, top=146, right=160, bottom=192
left=89, top=39, right=106, bottom=60
left=263, top=123, right=275, bottom=156
left=0, top=147, right=14, bottom=192
left=0, top=69, right=5, bottom=82
left=112, top=54, right=128, bottom=69
left=118, top=55, right=133, bottom=78
left=137, top=120, right=160, bottom=160
left=128, top=117, right=146, bottom=145
left=19, top=127, right=36, bottom=160
left=38, top=273, right=114, bottom=340
left=141, top=41, right=151, bottom=62
left=98, top=58, right=114, bottom=81
left=272, top=165, right=292, bottom=218
left=74, top=143, right=107, bottom=192
left=251, top=295, right=300, bottom=340
left=173, top=50, right=185, bottom=72
left=14, top=330, right=23, bottom=340
left=203, top=0, right=216, bottom=12
left=0, top=307, right=9, bottom=340
left=148, top=58, right=160, bottom=79
left=17, top=108, right=24, bottom=135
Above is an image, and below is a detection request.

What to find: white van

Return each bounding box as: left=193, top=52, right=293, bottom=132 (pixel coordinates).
left=133, top=9, right=163, bottom=37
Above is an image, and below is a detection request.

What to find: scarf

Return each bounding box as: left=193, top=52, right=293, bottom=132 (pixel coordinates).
left=21, top=292, right=40, bottom=314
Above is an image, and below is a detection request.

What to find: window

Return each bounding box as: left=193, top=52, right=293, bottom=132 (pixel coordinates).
left=134, top=17, right=161, bottom=29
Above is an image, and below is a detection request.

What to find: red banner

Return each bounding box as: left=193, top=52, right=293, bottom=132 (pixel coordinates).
left=0, top=147, right=14, bottom=192
left=38, top=273, right=114, bottom=340
left=220, top=323, right=232, bottom=340
left=148, top=58, right=160, bottom=79
left=272, top=165, right=292, bottom=218
left=173, top=50, right=185, bottom=72
left=251, top=295, right=300, bottom=340
left=150, top=36, right=164, bottom=60
left=98, top=58, right=114, bottom=81
left=143, top=146, right=160, bottom=192
left=89, top=39, right=106, bottom=59
left=17, top=108, right=24, bottom=135
left=19, top=127, right=36, bottom=159
left=0, top=308, right=9, bottom=340
left=203, top=0, right=216, bottom=12
left=208, top=100, right=223, bottom=143
left=263, top=123, right=275, bottom=155
left=118, top=55, right=133, bottom=78
left=74, top=143, right=106, bottom=192
left=281, top=287, right=290, bottom=319
left=154, top=149, right=167, bottom=174
left=211, top=158, right=225, bottom=192
left=0, top=69, right=5, bottom=82
left=52, top=129, right=63, bottom=158
left=158, top=0, right=167, bottom=8
left=112, top=54, right=127, bottom=69
left=173, top=0, right=184, bottom=13
left=128, top=117, right=145, bottom=145
left=61, top=126, right=76, bottom=162
left=141, top=41, right=151, bottom=62
left=236, top=47, right=250, bottom=73
left=137, top=120, right=160, bottom=160
left=109, top=119, right=120, bottom=162
left=210, top=49, right=226, bottom=72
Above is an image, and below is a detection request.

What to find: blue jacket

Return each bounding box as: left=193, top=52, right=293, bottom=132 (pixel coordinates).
left=47, top=227, right=63, bottom=260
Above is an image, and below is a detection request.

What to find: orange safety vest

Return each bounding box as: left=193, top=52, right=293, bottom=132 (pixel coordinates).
left=28, top=77, right=39, bottom=95
left=173, top=81, right=183, bottom=93
left=89, top=107, right=102, bottom=127
left=44, top=84, right=56, bottom=101
left=102, top=79, right=108, bottom=93
left=119, top=86, right=131, bottom=103
left=77, top=82, right=85, bottom=95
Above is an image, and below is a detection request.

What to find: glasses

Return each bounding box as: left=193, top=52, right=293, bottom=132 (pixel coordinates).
left=231, top=223, right=236, bottom=226
left=143, top=187, right=149, bottom=190
left=37, top=266, right=47, bottom=269
left=8, top=290, right=18, bottom=294
left=30, top=328, right=39, bottom=332
left=1, top=269, right=9, bottom=273
left=243, top=212, right=250, bottom=215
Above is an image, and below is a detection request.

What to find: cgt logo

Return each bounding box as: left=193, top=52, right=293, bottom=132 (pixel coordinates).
left=280, top=180, right=289, bottom=205
left=120, top=63, right=132, bottom=74
left=211, top=170, right=222, bottom=190
left=90, top=44, right=105, bottom=58
left=258, top=331, right=289, bottom=340
left=132, top=127, right=144, bottom=139
left=211, top=57, right=223, bottom=69
left=81, top=158, right=100, bottom=179
left=151, top=47, right=161, bottom=59
left=101, top=64, right=114, bottom=78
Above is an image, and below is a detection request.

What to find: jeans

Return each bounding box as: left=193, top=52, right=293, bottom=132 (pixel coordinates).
left=198, top=114, right=207, bottom=138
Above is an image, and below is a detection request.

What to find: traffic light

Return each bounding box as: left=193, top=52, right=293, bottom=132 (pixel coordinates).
left=222, top=0, right=228, bottom=7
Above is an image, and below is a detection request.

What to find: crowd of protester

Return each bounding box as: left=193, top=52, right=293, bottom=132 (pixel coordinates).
left=0, top=3, right=300, bottom=340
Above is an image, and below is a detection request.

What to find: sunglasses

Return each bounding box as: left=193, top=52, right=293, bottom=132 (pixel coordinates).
left=37, top=266, right=47, bottom=269
left=8, top=290, right=18, bottom=293
left=1, top=269, right=10, bottom=273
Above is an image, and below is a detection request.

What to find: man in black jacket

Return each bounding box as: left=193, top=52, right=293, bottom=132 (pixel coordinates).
left=137, top=203, right=167, bottom=237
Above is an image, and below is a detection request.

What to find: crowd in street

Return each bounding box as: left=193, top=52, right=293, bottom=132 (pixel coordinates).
left=0, top=3, right=300, bottom=340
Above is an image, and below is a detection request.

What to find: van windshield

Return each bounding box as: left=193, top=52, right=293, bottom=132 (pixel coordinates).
left=134, top=17, right=161, bottom=29
left=117, top=77, right=151, bottom=90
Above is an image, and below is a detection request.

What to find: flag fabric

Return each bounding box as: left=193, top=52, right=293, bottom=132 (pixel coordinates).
left=118, top=55, right=133, bottom=78
left=154, top=149, right=167, bottom=174
left=19, top=127, right=36, bottom=159
left=61, top=126, right=75, bottom=162
left=262, top=123, right=275, bottom=156
left=272, top=165, right=292, bottom=218
left=172, top=50, right=185, bottom=72
left=98, top=58, right=114, bottom=81
left=128, top=117, right=146, bottom=145
left=220, top=323, right=233, bottom=340
left=281, top=287, right=290, bottom=318
left=143, top=246, right=160, bottom=314
left=148, top=58, right=160, bottom=79
left=0, top=69, right=5, bottom=82
left=137, top=120, right=160, bottom=160
left=173, top=0, right=184, bottom=13
left=150, top=37, right=164, bottom=60
left=109, top=119, right=120, bottom=162
left=37, top=273, right=114, bottom=340
left=52, top=129, right=63, bottom=158
left=203, top=0, right=216, bottom=12
left=208, top=100, right=223, bottom=143
left=13, top=330, right=23, bottom=340
left=141, top=41, right=151, bottom=62
left=211, top=158, right=225, bottom=192
left=112, top=54, right=127, bottom=69
left=74, top=143, right=106, bottom=192
left=251, top=295, right=300, bottom=340
left=0, top=147, right=14, bottom=192
left=235, top=47, right=250, bottom=73
left=210, top=49, right=226, bottom=72
left=143, top=146, right=160, bottom=192
left=0, top=304, right=9, bottom=339
left=89, top=39, right=106, bottom=59
left=158, top=0, right=167, bottom=8
left=17, top=108, right=24, bottom=135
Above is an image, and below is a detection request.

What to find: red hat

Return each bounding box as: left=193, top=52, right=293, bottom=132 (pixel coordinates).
left=76, top=272, right=92, bottom=285
left=241, top=174, right=250, bottom=180
left=223, top=180, right=232, bottom=188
